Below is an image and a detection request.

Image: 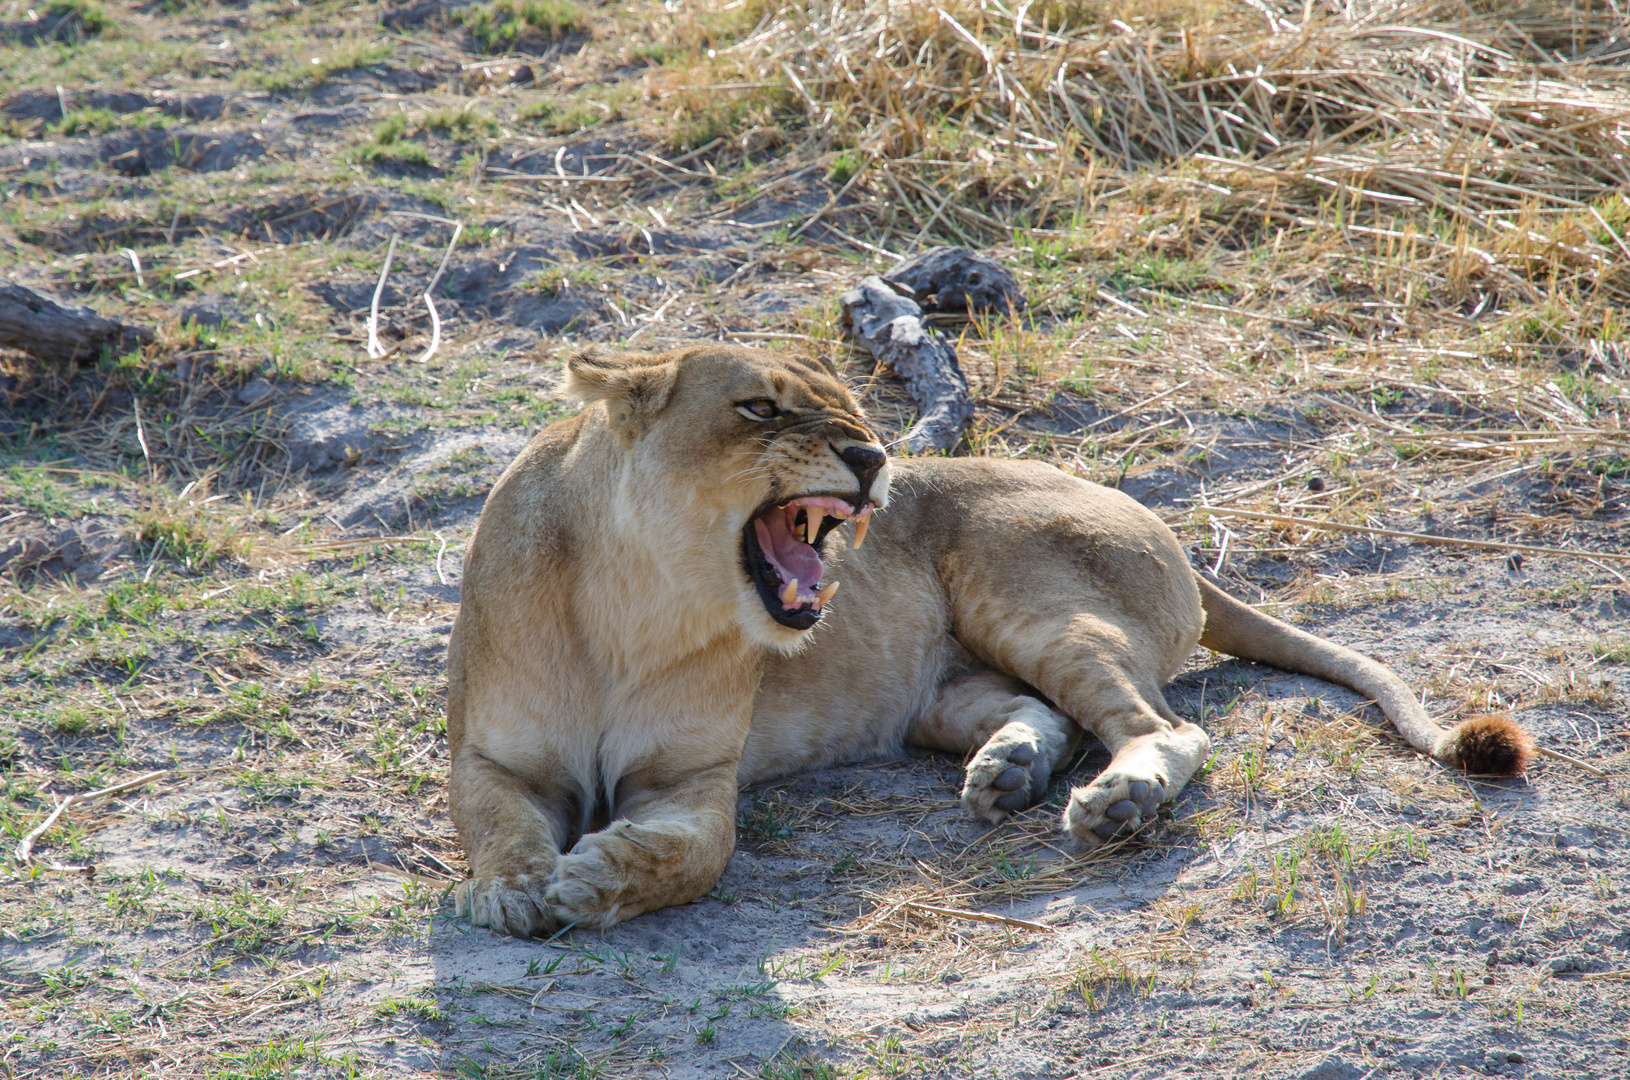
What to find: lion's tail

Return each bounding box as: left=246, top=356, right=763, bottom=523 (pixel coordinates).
left=1194, top=574, right=1533, bottom=776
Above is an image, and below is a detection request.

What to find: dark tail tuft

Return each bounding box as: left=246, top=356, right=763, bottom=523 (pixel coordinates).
left=1443, top=714, right=1535, bottom=776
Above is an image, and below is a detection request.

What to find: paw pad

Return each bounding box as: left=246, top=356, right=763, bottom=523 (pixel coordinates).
left=963, top=729, right=1054, bottom=822
left=1067, top=774, right=1168, bottom=845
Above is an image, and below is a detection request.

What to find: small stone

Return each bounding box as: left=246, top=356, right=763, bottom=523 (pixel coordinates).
left=511, top=63, right=535, bottom=85
left=1507, top=1051, right=1524, bottom=1064
left=237, top=377, right=276, bottom=405
left=1307, top=476, right=1326, bottom=492
left=1507, top=552, right=1523, bottom=571
left=1298, top=1055, right=1362, bottom=1080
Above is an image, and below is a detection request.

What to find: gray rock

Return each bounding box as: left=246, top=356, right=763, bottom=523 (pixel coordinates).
left=237, top=378, right=276, bottom=405
left=178, top=295, right=245, bottom=329
left=0, top=536, right=49, bottom=569
left=1298, top=1056, right=1362, bottom=1080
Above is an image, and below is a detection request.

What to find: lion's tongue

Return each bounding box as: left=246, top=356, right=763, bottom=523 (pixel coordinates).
left=755, top=512, right=822, bottom=589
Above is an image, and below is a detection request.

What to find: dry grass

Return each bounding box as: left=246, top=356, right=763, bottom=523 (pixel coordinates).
left=1, top=0, right=1627, bottom=1077
left=713, top=0, right=1630, bottom=237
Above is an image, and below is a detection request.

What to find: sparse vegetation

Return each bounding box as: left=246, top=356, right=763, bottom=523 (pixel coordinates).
left=458, top=0, right=587, bottom=53
left=353, top=115, right=436, bottom=168
left=0, top=0, right=1625, bottom=1077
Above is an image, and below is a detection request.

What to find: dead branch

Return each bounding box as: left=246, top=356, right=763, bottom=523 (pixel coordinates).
left=0, top=283, right=153, bottom=364
left=841, top=276, right=973, bottom=454
left=15, top=769, right=170, bottom=873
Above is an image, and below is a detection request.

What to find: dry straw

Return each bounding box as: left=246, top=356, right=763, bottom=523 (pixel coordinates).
left=697, top=0, right=1630, bottom=293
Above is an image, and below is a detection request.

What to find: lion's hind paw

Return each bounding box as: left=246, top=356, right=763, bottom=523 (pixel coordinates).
left=1063, top=773, right=1166, bottom=847
left=962, top=723, right=1053, bottom=823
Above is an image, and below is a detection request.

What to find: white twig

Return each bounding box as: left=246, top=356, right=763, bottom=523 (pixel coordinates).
left=15, top=770, right=169, bottom=871
left=434, top=531, right=449, bottom=586
left=418, top=293, right=442, bottom=365
left=121, top=248, right=144, bottom=288
left=133, top=397, right=153, bottom=479
left=415, top=223, right=463, bottom=364
left=367, top=234, right=400, bottom=359
left=1210, top=524, right=1232, bottom=576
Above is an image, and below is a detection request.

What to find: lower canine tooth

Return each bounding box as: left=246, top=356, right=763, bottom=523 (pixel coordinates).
left=814, top=580, right=839, bottom=608
left=780, top=578, right=799, bottom=606
left=852, top=514, right=869, bottom=548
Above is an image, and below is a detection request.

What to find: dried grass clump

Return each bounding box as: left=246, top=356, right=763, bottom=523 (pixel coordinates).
left=713, top=0, right=1630, bottom=250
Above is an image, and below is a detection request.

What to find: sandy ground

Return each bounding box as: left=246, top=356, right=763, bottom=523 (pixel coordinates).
left=2, top=3, right=1628, bottom=1078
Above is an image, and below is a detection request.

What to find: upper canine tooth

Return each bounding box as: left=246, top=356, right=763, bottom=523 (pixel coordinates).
left=852, top=513, right=869, bottom=548
left=781, top=578, right=799, bottom=606
left=805, top=508, right=823, bottom=543
left=814, top=580, right=839, bottom=608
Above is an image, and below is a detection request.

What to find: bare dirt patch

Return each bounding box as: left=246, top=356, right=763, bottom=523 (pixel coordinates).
left=1, top=1, right=1627, bottom=1078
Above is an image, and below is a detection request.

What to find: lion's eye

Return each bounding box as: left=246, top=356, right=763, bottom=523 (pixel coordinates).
left=736, top=398, right=781, bottom=421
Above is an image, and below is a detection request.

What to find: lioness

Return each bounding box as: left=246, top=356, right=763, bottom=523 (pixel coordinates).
left=447, top=343, right=1531, bottom=936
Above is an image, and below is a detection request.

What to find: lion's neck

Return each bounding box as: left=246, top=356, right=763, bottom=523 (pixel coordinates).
left=561, top=419, right=758, bottom=684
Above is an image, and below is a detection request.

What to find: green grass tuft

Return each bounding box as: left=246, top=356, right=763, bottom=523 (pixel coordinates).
left=458, top=0, right=587, bottom=53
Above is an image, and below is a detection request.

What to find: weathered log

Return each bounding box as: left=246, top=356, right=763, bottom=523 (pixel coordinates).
left=883, top=246, right=1026, bottom=316
left=0, top=283, right=152, bottom=364
left=840, top=275, right=973, bottom=454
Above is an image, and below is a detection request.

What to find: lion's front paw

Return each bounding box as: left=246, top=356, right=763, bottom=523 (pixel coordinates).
left=543, top=842, right=625, bottom=931
left=962, top=722, right=1053, bottom=824
left=456, top=869, right=558, bottom=939
left=1062, top=771, right=1167, bottom=848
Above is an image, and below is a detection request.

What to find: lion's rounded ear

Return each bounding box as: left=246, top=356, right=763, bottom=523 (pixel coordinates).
left=565, top=347, right=679, bottom=440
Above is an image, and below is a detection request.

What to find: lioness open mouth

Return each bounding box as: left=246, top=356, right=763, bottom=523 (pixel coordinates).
left=742, top=496, right=874, bottom=630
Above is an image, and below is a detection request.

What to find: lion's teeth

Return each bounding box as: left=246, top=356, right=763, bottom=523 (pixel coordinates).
left=814, top=580, right=839, bottom=608
left=852, top=513, right=869, bottom=548
left=805, top=508, right=823, bottom=543
left=780, top=578, right=799, bottom=607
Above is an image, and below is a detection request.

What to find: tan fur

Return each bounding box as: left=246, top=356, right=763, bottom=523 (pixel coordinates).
left=448, top=343, right=1528, bottom=936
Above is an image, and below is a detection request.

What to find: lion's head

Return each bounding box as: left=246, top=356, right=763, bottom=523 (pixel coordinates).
left=563, top=343, right=890, bottom=650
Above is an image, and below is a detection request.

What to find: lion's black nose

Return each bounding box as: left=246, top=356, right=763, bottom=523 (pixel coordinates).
left=838, top=444, right=886, bottom=504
